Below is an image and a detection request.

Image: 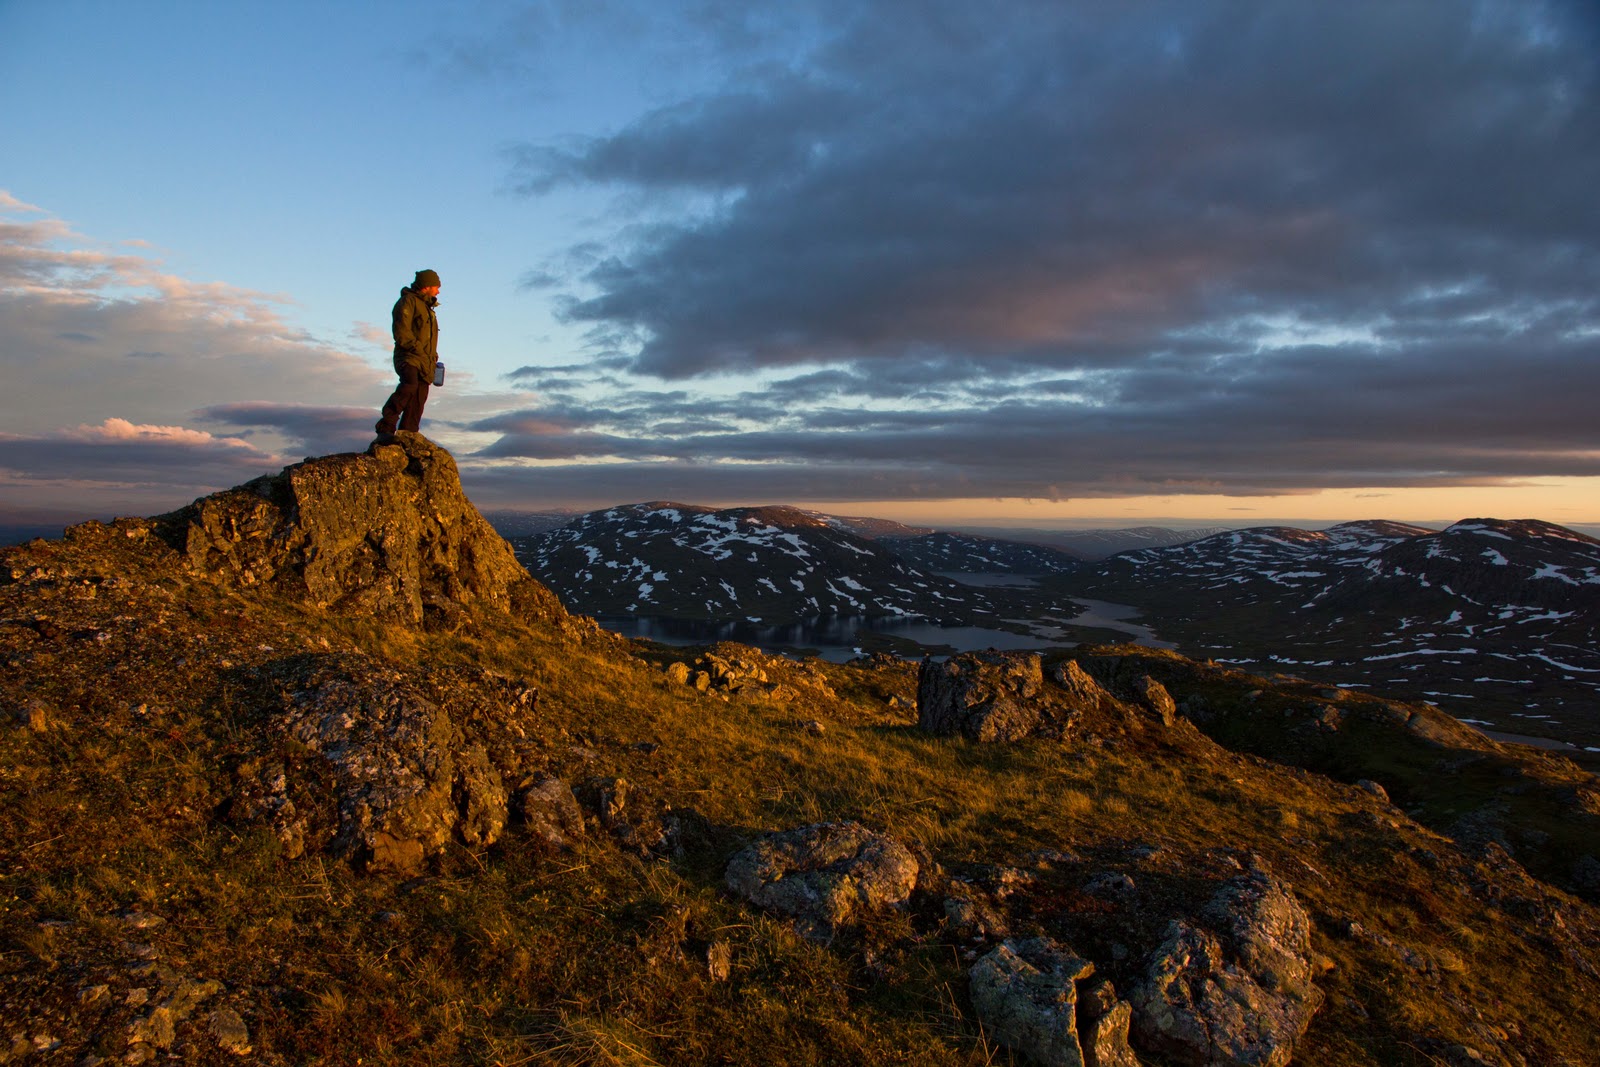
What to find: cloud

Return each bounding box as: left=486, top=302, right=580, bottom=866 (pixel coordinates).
left=196, top=402, right=381, bottom=459
left=464, top=1, right=1600, bottom=506
left=0, top=418, right=281, bottom=489
left=0, top=198, right=390, bottom=516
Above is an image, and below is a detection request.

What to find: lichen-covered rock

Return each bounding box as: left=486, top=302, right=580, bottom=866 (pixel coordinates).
left=158, top=433, right=564, bottom=628
left=945, top=879, right=1010, bottom=939
left=246, top=667, right=516, bottom=872
left=1132, top=676, right=1178, bottom=727
left=519, top=776, right=586, bottom=853
left=1130, top=867, right=1323, bottom=1066
left=725, top=821, right=919, bottom=935
left=1051, top=660, right=1120, bottom=713
left=918, top=651, right=1047, bottom=741
left=1079, top=979, right=1143, bottom=1067
left=968, top=938, right=1096, bottom=1067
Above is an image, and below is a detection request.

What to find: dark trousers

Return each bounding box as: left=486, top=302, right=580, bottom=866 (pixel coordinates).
left=377, top=365, right=430, bottom=434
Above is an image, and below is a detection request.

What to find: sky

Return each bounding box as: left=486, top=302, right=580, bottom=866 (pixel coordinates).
left=4, top=0, right=1600, bottom=532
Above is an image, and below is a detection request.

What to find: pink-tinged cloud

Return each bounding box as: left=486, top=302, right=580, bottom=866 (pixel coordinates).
left=63, top=417, right=265, bottom=449
left=0, top=198, right=385, bottom=452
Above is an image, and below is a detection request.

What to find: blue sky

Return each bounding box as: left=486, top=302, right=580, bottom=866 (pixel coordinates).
left=4, top=1, right=1600, bottom=530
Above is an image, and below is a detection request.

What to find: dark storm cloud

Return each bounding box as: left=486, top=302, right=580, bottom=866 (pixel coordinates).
left=518, top=2, right=1599, bottom=378
left=486, top=1, right=1600, bottom=503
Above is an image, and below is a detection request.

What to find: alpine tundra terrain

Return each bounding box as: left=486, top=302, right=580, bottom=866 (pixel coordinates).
left=3, top=433, right=1599, bottom=1065
left=511, top=506, right=1600, bottom=755
left=1051, top=520, right=1600, bottom=754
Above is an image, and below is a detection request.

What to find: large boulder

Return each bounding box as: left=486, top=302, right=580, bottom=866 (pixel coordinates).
left=1129, top=867, right=1324, bottom=1066
left=725, top=821, right=920, bottom=937
left=159, top=433, right=563, bottom=627
left=235, top=661, right=521, bottom=872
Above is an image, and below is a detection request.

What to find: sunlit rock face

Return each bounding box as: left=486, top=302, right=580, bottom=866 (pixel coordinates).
left=160, top=432, right=563, bottom=627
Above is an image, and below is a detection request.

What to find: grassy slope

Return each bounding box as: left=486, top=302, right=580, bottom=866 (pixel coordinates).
left=3, top=528, right=1599, bottom=1065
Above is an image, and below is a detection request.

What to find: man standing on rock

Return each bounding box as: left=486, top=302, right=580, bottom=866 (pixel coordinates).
left=375, top=269, right=442, bottom=437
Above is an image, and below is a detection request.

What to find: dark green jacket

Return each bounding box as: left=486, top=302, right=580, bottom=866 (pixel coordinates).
left=392, top=287, right=440, bottom=381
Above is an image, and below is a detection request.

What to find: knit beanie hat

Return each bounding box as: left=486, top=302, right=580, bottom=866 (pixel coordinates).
left=414, top=269, right=441, bottom=289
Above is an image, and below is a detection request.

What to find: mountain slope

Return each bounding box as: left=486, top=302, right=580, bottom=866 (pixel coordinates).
left=875, top=531, right=1080, bottom=575
left=516, top=501, right=998, bottom=622
left=1060, top=518, right=1600, bottom=747
left=3, top=436, right=1599, bottom=1065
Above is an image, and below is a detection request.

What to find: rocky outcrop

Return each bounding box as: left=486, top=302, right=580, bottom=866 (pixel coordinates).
left=918, top=651, right=1055, bottom=741
left=725, top=821, right=920, bottom=938
left=919, top=652, right=1159, bottom=742
left=1129, top=866, right=1324, bottom=1066
left=232, top=657, right=537, bottom=872
left=664, top=645, right=839, bottom=702
left=158, top=433, right=564, bottom=628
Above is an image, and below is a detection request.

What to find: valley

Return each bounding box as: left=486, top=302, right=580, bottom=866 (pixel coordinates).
left=503, top=509, right=1600, bottom=758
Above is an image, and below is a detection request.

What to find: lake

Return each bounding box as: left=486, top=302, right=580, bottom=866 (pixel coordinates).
left=595, top=581, right=1172, bottom=662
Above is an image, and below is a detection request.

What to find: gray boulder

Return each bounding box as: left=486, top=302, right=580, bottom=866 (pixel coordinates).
left=968, top=938, right=1097, bottom=1067
left=725, top=821, right=919, bottom=936
left=254, top=670, right=513, bottom=872
left=1130, top=867, right=1323, bottom=1066
left=518, top=776, right=586, bottom=853
left=918, top=651, right=1048, bottom=741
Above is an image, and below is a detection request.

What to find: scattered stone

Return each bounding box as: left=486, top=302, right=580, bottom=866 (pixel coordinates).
left=968, top=938, right=1096, bottom=1067
left=579, top=776, right=676, bottom=857
left=125, top=988, right=150, bottom=1007
left=706, top=941, right=733, bottom=982
left=665, top=661, right=690, bottom=686
left=800, top=719, right=826, bottom=736
left=944, top=879, right=1010, bottom=940
left=129, top=1006, right=175, bottom=1048
left=518, top=775, right=586, bottom=853
left=1083, top=872, right=1137, bottom=900
left=208, top=1008, right=252, bottom=1054
left=1356, top=779, right=1390, bottom=804
left=1131, top=675, right=1177, bottom=727
left=725, top=821, right=920, bottom=937
left=79, top=984, right=110, bottom=1005
left=1050, top=660, right=1117, bottom=713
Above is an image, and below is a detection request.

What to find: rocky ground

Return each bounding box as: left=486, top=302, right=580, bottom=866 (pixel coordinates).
left=3, top=434, right=1598, bottom=1065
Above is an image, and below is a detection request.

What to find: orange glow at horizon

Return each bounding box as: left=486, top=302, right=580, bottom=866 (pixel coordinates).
left=780, top=477, right=1600, bottom=529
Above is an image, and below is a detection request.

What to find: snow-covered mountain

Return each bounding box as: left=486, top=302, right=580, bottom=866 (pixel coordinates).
left=1066, top=518, right=1600, bottom=746
left=875, top=531, right=1079, bottom=575
left=512, top=502, right=999, bottom=622
left=1101, top=520, right=1436, bottom=599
